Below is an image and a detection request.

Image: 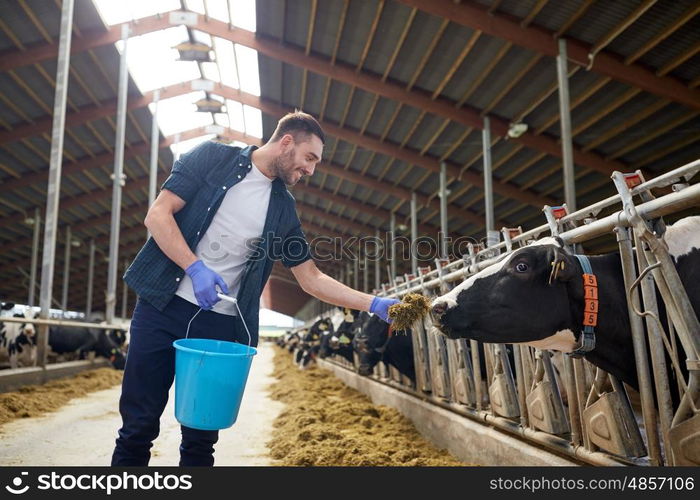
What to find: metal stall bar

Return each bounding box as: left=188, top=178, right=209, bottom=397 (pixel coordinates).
left=557, top=38, right=577, bottom=212
left=147, top=88, right=160, bottom=239
left=375, top=229, right=381, bottom=291
left=28, top=207, right=41, bottom=307
left=61, top=225, right=71, bottom=312
left=389, top=212, right=396, bottom=279
left=482, top=117, right=496, bottom=247
left=86, top=239, right=95, bottom=317
left=121, top=259, right=129, bottom=319
left=615, top=225, right=662, bottom=464
left=37, top=0, right=75, bottom=368
left=363, top=251, right=369, bottom=293
left=411, top=192, right=418, bottom=274
left=106, top=24, right=131, bottom=323
left=633, top=229, right=674, bottom=460
left=439, top=162, right=448, bottom=258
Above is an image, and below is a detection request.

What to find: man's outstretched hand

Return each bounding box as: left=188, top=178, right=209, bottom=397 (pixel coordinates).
left=369, top=296, right=400, bottom=323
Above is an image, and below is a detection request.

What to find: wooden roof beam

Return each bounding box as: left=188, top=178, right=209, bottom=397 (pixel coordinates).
left=0, top=11, right=629, bottom=179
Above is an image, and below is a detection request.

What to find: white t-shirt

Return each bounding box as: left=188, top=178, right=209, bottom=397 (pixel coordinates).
left=176, top=161, right=273, bottom=315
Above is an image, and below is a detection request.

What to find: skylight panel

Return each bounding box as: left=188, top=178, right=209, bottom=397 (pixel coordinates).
left=235, top=44, right=261, bottom=96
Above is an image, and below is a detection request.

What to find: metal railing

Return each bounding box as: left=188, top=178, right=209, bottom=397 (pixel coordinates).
left=293, top=159, right=700, bottom=466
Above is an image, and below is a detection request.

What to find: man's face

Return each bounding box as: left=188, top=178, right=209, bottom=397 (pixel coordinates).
left=272, top=134, right=323, bottom=186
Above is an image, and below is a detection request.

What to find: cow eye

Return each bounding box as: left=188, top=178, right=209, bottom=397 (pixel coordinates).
left=515, top=262, right=528, bottom=273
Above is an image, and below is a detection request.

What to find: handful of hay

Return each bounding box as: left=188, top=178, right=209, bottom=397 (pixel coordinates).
left=388, top=293, right=431, bottom=331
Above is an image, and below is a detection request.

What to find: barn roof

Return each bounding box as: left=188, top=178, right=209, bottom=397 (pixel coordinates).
left=0, top=0, right=698, bottom=317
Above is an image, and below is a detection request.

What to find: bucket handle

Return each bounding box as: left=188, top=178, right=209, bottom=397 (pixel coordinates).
left=183, top=294, right=253, bottom=351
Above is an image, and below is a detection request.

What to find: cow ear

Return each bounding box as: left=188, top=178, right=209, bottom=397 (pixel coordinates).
left=547, top=246, right=576, bottom=284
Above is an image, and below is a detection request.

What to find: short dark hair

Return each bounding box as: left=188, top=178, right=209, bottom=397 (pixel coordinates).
left=269, top=111, right=325, bottom=145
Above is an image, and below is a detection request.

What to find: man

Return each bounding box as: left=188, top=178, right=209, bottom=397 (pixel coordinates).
left=112, top=112, right=399, bottom=466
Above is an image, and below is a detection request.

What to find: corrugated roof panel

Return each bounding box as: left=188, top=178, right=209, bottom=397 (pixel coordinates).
left=282, top=0, right=313, bottom=49
left=362, top=97, right=399, bottom=138
left=386, top=10, right=447, bottom=85
left=424, top=121, right=465, bottom=160
left=300, top=71, right=327, bottom=115
left=641, top=15, right=700, bottom=82
left=561, top=0, right=644, bottom=46
left=310, top=0, right=345, bottom=56
left=490, top=57, right=557, bottom=120
left=280, top=62, right=303, bottom=106
left=335, top=0, right=383, bottom=67
left=441, top=36, right=512, bottom=104
left=361, top=1, right=414, bottom=77
left=384, top=105, right=423, bottom=145
left=342, top=88, right=378, bottom=132
left=321, top=80, right=353, bottom=125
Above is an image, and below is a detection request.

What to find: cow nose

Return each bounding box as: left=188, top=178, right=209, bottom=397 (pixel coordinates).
left=431, top=301, right=447, bottom=318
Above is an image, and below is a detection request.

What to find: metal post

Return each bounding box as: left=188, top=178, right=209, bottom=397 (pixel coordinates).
left=616, top=225, right=662, bottom=465
left=37, top=0, right=74, bottom=368
left=483, top=117, right=497, bottom=247
left=363, top=251, right=369, bottom=293
left=174, top=132, right=182, bottom=162
left=389, top=212, right=396, bottom=279
left=61, top=225, right=71, bottom=311
left=28, top=207, right=41, bottom=307
left=375, top=229, right=381, bottom=291
left=353, top=249, right=359, bottom=290
left=557, top=38, right=576, bottom=212
left=121, top=259, right=128, bottom=319
left=148, top=89, right=160, bottom=239
left=106, top=24, right=130, bottom=324
left=411, top=192, right=418, bottom=274
left=439, top=162, right=448, bottom=258
left=86, top=239, right=95, bottom=317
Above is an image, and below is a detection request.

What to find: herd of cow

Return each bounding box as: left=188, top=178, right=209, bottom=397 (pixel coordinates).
left=280, top=216, right=700, bottom=417
left=0, top=301, right=127, bottom=370
left=278, top=307, right=417, bottom=383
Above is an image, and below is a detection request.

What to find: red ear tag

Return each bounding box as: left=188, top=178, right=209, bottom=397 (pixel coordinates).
left=583, top=273, right=597, bottom=287
left=583, top=312, right=598, bottom=327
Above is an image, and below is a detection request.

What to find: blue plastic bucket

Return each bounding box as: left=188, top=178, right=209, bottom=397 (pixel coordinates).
left=173, top=338, right=257, bottom=431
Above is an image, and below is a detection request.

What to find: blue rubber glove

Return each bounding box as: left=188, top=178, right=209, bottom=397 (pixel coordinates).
left=185, top=260, right=229, bottom=310
left=370, top=296, right=400, bottom=323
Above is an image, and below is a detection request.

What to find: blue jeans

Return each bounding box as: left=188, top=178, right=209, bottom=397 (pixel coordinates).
left=111, top=295, right=254, bottom=466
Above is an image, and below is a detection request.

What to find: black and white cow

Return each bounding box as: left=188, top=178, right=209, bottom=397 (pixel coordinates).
left=0, top=304, right=38, bottom=369
left=297, top=317, right=333, bottom=369
left=320, top=308, right=368, bottom=363
left=352, top=314, right=416, bottom=383
left=431, top=216, right=700, bottom=392
left=49, top=325, right=126, bottom=370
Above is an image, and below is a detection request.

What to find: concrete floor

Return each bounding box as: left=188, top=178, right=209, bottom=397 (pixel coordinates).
left=0, top=342, right=283, bottom=466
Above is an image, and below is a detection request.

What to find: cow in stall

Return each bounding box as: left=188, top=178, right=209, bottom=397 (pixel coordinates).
left=0, top=303, right=38, bottom=369
left=320, top=308, right=368, bottom=364
left=352, top=314, right=416, bottom=383
left=430, top=216, right=700, bottom=400
left=48, top=323, right=126, bottom=370
left=297, top=317, right=333, bottom=369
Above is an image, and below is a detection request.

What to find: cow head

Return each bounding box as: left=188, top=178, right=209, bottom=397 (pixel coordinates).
left=329, top=309, right=365, bottom=350
left=19, top=307, right=37, bottom=338
left=430, top=241, right=581, bottom=349
left=352, top=314, right=390, bottom=376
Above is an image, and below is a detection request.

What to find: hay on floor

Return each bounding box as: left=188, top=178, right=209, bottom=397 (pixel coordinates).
left=267, top=346, right=469, bottom=466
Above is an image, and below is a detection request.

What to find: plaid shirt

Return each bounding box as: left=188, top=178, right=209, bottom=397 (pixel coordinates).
left=124, top=141, right=312, bottom=339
